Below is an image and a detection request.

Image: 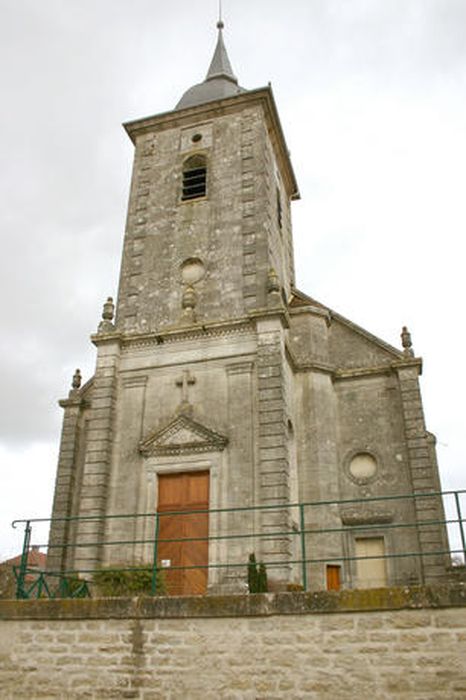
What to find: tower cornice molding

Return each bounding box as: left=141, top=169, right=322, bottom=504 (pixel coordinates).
left=91, top=332, right=122, bottom=348
left=101, top=317, right=255, bottom=353
left=248, top=306, right=290, bottom=329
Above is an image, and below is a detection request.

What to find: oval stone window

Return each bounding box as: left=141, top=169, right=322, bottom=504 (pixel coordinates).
left=349, top=453, right=378, bottom=482
left=180, top=258, right=205, bottom=285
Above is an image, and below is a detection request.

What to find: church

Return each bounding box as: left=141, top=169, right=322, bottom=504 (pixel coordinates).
left=47, top=21, right=447, bottom=594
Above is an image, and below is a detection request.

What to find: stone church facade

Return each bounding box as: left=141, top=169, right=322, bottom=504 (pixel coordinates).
left=48, top=23, right=447, bottom=593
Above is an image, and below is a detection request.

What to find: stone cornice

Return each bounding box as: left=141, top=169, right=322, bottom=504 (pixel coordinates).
left=1, top=584, right=465, bottom=619
left=126, top=319, right=254, bottom=352
left=391, top=357, right=423, bottom=372
left=123, top=87, right=299, bottom=200
left=334, top=358, right=422, bottom=381
left=286, top=345, right=422, bottom=380
left=91, top=317, right=255, bottom=353
left=289, top=305, right=331, bottom=325
left=248, top=306, right=290, bottom=329
left=58, top=395, right=90, bottom=410
left=90, top=332, right=122, bottom=348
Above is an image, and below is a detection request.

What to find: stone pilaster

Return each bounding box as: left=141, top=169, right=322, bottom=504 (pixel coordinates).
left=397, top=364, right=448, bottom=582
left=288, top=308, right=342, bottom=588
left=306, top=371, right=342, bottom=588
left=47, top=392, right=85, bottom=573
left=106, top=374, right=148, bottom=567
left=73, top=336, right=120, bottom=573
left=256, top=317, right=291, bottom=581
left=116, top=134, right=153, bottom=332
left=241, top=110, right=258, bottom=311
left=221, top=361, right=255, bottom=589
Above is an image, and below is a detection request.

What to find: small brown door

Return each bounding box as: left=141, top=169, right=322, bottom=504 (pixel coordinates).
left=326, top=564, right=341, bottom=591
left=157, top=471, right=209, bottom=595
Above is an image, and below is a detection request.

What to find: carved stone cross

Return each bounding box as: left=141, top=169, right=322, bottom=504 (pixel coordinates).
left=175, top=370, right=196, bottom=403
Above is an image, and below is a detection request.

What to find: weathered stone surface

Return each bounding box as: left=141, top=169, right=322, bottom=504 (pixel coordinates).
left=1, top=586, right=466, bottom=699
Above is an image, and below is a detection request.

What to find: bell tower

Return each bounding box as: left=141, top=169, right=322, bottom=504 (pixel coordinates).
left=116, top=20, right=299, bottom=333
left=48, top=22, right=301, bottom=590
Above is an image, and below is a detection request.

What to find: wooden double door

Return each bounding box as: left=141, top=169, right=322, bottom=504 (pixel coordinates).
left=157, top=471, right=209, bottom=596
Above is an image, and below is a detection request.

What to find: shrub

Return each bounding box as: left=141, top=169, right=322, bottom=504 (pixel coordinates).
left=247, top=553, right=268, bottom=593
left=257, top=562, right=268, bottom=593
left=93, top=566, right=166, bottom=597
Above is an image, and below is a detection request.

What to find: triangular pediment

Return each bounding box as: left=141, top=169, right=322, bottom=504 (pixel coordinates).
left=290, top=287, right=404, bottom=366
left=140, top=414, right=228, bottom=457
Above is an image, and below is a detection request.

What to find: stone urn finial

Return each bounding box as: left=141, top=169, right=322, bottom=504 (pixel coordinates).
left=72, top=368, right=82, bottom=390
left=98, top=296, right=115, bottom=333
left=69, top=368, right=82, bottom=397
left=181, top=285, right=197, bottom=323
left=102, top=297, right=114, bottom=321
left=401, top=326, right=414, bottom=357
left=182, top=285, right=197, bottom=310
left=267, top=268, right=280, bottom=295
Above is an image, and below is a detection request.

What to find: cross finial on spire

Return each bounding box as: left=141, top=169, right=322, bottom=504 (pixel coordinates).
left=175, top=2, right=244, bottom=110
left=217, top=0, right=224, bottom=29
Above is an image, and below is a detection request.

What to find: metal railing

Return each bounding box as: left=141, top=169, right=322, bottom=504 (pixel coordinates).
left=10, top=489, right=466, bottom=599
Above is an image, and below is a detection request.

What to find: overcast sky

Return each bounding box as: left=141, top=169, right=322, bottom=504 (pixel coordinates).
left=1, top=0, right=465, bottom=559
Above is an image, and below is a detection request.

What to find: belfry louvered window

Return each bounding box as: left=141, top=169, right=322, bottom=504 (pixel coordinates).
left=276, top=186, right=283, bottom=230
left=182, top=155, right=207, bottom=201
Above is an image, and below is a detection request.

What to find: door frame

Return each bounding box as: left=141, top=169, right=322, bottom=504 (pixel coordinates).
left=349, top=531, right=391, bottom=588
left=139, top=451, right=225, bottom=589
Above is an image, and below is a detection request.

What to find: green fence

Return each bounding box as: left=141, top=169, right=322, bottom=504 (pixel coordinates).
left=11, top=489, right=466, bottom=599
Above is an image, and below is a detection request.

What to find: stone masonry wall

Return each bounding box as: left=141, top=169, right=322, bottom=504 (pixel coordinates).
left=1, top=586, right=465, bottom=699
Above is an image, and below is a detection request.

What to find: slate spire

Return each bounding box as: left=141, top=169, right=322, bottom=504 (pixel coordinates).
left=205, top=20, right=238, bottom=85
left=175, top=17, right=245, bottom=110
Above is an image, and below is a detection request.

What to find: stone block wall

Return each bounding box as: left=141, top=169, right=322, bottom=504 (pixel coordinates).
left=1, top=585, right=465, bottom=699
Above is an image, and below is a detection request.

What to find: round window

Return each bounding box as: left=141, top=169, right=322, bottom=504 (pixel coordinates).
left=348, top=452, right=378, bottom=483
